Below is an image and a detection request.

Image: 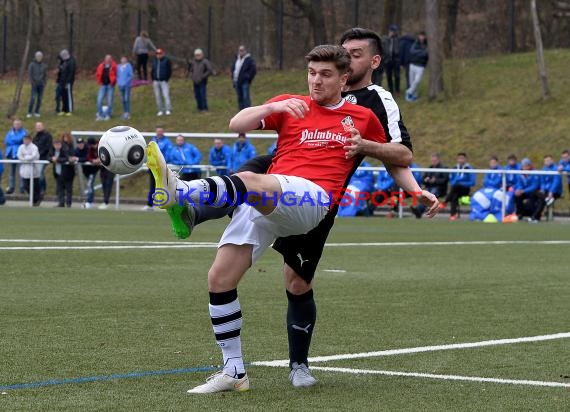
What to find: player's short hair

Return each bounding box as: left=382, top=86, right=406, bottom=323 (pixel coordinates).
left=339, top=27, right=383, bottom=56
left=562, top=149, right=569, bottom=155
left=305, top=45, right=351, bottom=74
left=490, top=155, right=498, bottom=161
left=507, top=154, right=517, bottom=161
left=457, top=152, right=467, bottom=157
left=544, top=154, right=553, bottom=159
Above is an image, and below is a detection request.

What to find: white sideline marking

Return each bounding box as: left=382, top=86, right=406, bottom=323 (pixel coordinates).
left=0, top=239, right=569, bottom=251
left=252, top=332, right=570, bottom=366
left=308, top=366, right=570, bottom=388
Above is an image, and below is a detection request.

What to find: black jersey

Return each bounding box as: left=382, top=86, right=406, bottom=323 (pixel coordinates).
left=342, top=84, right=412, bottom=151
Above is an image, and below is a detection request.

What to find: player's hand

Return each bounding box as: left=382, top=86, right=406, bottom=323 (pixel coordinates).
left=271, top=98, right=309, bottom=119
left=416, top=190, right=439, bottom=218
left=344, top=127, right=367, bottom=159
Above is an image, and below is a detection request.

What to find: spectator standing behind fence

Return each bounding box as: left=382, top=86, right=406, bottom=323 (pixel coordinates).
left=231, top=45, right=257, bottom=110
left=441, top=152, right=476, bottom=221
left=144, top=127, right=173, bottom=210
left=98, top=152, right=115, bottom=210
left=382, top=24, right=401, bottom=95
left=558, top=149, right=570, bottom=196
left=56, top=49, right=76, bottom=115
left=32, top=121, right=53, bottom=199
left=188, top=48, right=213, bottom=112
left=267, top=140, right=277, bottom=155
left=540, top=155, right=562, bottom=208
left=27, top=51, right=47, bottom=118
left=78, top=138, right=100, bottom=209
left=505, top=154, right=521, bottom=190
left=95, top=55, right=117, bottom=121
left=4, top=119, right=27, bottom=195
left=117, top=56, right=134, bottom=120
left=399, top=34, right=415, bottom=91
left=132, top=31, right=156, bottom=81
left=17, top=134, right=41, bottom=206
left=483, top=156, right=502, bottom=189
left=514, top=158, right=543, bottom=222
left=0, top=147, right=5, bottom=205
left=405, top=32, right=428, bottom=102
left=151, top=49, right=172, bottom=116
left=208, top=138, right=232, bottom=176
left=169, top=135, right=202, bottom=181
left=230, top=133, right=256, bottom=174
left=51, top=134, right=76, bottom=208
left=413, top=153, right=448, bottom=218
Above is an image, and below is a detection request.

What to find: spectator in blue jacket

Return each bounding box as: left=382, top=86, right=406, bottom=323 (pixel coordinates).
left=117, top=56, right=134, bottom=120
left=558, top=149, right=570, bottom=196
left=540, top=154, right=562, bottom=207
left=145, top=127, right=173, bottom=210
left=4, top=119, right=28, bottom=194
left=169, top=135, right=202, bottom=181
left=230, top=133, right=257, bottom=174
left=442, top=152, right=476, bottom=220
left=399, top=35, right=415, bottom=91
left=373, top=168, right=396, bottom=215
left=209, top=138, right=232, bottom=176
left=405, top=31, right=428, bottom=102
left=514, top=158, right=543, bottom=221
left=338, top=161, right=375, bottom=217
left=267, top=141, right=277, bottom=155
left=0, top=146, right=5, bottom=205
left=483, top=156, right=502, bottom=189
left=504, top=154, right=521, bottom=190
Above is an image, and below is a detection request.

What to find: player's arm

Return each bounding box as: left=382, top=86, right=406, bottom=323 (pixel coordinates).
left=229, top=98, right=309, bottom=132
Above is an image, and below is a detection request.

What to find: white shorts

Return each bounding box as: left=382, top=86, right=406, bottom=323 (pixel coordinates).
left=218, top=174, right=330, bottom=264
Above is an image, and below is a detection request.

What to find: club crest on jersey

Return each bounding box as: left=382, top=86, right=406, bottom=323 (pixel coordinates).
left=341, top=116, right=355, bottom=131
left=345, top=94, right=357, bottom=104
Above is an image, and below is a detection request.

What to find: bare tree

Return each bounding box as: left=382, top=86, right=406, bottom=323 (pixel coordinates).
left=426, top=0, right=444, bottom=99
left=443, top=0, right=460, bottom=57
left=290, top=0, right=327, bottom=44
left=530, top=0, right=549, bottom=99
left=7, top=0, right=34, bottom=118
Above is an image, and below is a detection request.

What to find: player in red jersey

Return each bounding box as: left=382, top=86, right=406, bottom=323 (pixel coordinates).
left=145, top=45, right=398, bottom=393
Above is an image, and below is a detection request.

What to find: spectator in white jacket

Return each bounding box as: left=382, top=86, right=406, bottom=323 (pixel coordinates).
left=17, top=134, right=42, bottom=205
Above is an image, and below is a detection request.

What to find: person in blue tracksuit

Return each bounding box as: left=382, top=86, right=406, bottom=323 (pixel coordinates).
left=0, top=146, right=5, bottom=205
left=230, top=133, right=257, bottom=174
left=267, top=141, right=277, bottom=155
left=558, top=149, right=570, bottom=196
left=208, top=138, right=232, bottom=176
left=443, top=152, right=476, bottom=219
left=4, top=119, right=28, bottom=194
left=514, top=158, right=542, bottom=221
left=540, top=155, right=562, bottom=208
left=168, top=135, right=202, bottom=181
left=483, top=156, right=502, bottom=189
left=504, top=154, right=521, bottom=190
left=338, top=161, right=375, bottom=217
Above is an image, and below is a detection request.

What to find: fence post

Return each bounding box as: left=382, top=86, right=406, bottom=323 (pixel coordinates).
left=501, top=172, right=507, bottom=221
left=115, top=174, right=120, bottom=209
left=29, top=163, right=34, bottom=207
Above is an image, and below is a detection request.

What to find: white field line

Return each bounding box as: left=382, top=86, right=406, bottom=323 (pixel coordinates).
left=1, top=239, right=570, bottom=251
left=308, top=366, right=570, bottom=388
left=251, top=332, right=570, bottom=367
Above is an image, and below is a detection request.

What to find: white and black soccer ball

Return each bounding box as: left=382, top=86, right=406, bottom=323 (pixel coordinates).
left=98, top=126, right=147, bottom=175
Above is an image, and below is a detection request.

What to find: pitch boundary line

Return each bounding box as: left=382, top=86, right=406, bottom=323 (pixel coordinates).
left=1, top=239, right=570, bottom=251
left=251, top=331, right=570, bottom=366
left=308, top=366, right=570, bottom=388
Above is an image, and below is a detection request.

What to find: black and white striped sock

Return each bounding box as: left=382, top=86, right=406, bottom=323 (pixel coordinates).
left=176, top=175, right=247, bottom=207
left=209, top=289, right=245, bottom=377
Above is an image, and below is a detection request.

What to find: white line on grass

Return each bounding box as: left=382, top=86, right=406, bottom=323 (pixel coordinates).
left=308, top=366, right=570, bottom=388
left=252, top=332, right=570, bottom=366
left=1, top=239, right=570, bottom=251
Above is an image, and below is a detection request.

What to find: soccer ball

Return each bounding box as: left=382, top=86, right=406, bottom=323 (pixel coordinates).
left=98, top=126, right=147, bottom=175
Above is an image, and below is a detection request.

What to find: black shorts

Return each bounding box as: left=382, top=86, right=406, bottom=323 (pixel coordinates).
left=237, top=154, right=336, bottom=283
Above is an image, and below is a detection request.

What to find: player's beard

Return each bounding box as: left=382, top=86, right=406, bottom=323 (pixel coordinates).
left=346, top=68, right=367, bottom=87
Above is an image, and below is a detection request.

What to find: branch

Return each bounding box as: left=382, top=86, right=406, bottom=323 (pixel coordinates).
left=259, top=0, right=306, bottom=18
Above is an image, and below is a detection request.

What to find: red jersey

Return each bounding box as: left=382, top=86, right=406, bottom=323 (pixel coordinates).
left=263, top=94, right=386, bottom=197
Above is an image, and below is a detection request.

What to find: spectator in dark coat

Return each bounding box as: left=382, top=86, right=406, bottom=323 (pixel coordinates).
left=151, top=48, right=172, bottom=116
left=56, top=49, right=76, bottom=115
left=188, top=48, right=214, bottom=112
left=382, top=24, right=401, bottom=95
left=231, top=45, right=257, bottom=110
left=412, top=153, right=448, bottom=218
left=27, top=51, right=48, bottom=118
left=50, top=133, right=76, bottom=207
left=398, top=34, right=415, bottom=91
left=32, top=121, right=53, bottom=197
left=405, top=32, right=428, bottom=102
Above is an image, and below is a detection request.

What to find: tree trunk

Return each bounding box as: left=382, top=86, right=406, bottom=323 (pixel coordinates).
left=426, top=0, right=444, bottom=100
left=507, top=0, right=517, bottom=52
left=119, top=0, right=130, bottom=55
left=7, top=0, right=33, bottom=118
left=290, top=0, right=327, bottom=45
left=530, top=0, right=550, bottom=99
left=381, top=0, right=397, bottom=33
left=443, top=0, right=460, bottom=57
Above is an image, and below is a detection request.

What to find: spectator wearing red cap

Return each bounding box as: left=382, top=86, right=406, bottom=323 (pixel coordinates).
left=151, top=48, right=172, bottom=116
